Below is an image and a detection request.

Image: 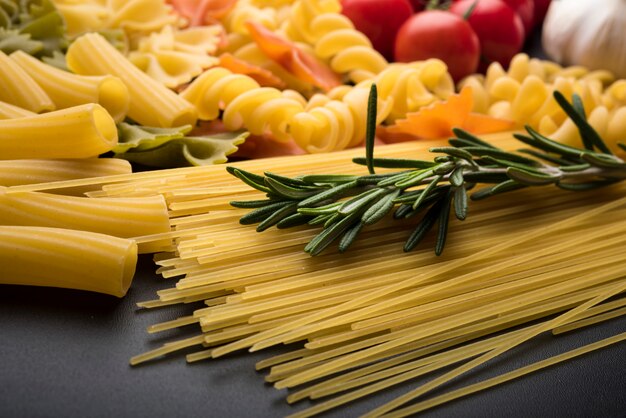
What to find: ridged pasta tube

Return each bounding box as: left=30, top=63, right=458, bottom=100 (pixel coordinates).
left=0, top=158, right=132, bottom=195
left=0, top=50, right=55, bottom=113
left=66, top=33, right=197, bottom=128
left=0, top=226, right=137, bottom=297
left=10, top=51, right=130, bottom=123
left=0, top=187, right=170, bottom=254
left=0, top=104, right=118, bottom=159
left=0, top=101, right=36, bottom=120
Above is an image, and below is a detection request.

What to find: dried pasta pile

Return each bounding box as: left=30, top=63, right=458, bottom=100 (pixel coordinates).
left=14, top=134, right=625, bottom=416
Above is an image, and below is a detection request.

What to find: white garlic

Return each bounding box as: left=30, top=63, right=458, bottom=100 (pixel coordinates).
left=542, top=0, right=626, bottom=79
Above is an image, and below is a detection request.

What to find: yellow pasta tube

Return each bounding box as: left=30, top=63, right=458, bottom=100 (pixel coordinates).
left=0, top=226, right=137, bottom=297
left=0, top=187, right=171, bottom=253
left=0, top=100, right=36, bottom=119
left=0, top=158, right=132, bottom=195
left=10, top=51, right=130, bottom=123
left=0, top=50, right=55, bottom=113
left=66, top=32, right=197, bottom=127
left=0, top=103, right=118, bottom=159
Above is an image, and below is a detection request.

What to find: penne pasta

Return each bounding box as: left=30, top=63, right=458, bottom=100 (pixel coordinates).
left=0, top=226, right=137, bottom=297
left=0, top=103, right=118, bottom=159
left=66, top=32, right=198, bottom=128
left=10, top=51, right=130, bottom=123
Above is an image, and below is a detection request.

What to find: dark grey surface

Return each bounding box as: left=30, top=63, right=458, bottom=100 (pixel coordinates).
left=0, top=255, right=625, bottom=418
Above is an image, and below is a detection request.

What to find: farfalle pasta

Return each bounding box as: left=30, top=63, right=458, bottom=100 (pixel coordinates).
left=66, top=32, right=197, bottom=127
left=10, top=50, right=130, bottom=122
left=128, top=24, right=222, bottom=88
left=52, top=0, right=179, bottom=46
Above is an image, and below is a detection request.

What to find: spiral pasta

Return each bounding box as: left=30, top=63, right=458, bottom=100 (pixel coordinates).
left=369, top=60, right=455, bottom=124
left=459, top=53, right=626, bottom=156
left=282, top=0, right=387, bottom=84
left=180, top=67, right=395, bottom=152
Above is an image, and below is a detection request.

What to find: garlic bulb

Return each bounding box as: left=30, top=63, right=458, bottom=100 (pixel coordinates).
left=542, top=0, right=626, bottom=79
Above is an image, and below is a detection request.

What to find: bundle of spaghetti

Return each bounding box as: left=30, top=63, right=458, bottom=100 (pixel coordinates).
left=19, top=134, right=623, bottom=414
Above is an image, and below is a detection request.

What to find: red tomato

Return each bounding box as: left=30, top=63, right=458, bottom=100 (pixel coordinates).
left=340, top=0, right=413, bottom=61
left=407, top=0, right=425, bottom=12
left=450, top=0, right=525, bottom=71
left=394, top=10, right=480, bottom=82
left=501, top=0, right=534, bottom=35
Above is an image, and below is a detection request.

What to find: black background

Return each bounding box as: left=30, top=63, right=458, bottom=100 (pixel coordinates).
left=1, top=27, right=625, bottom=418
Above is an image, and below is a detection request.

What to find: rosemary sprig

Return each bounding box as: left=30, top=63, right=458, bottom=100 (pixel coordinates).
left=228, top=87, right=626, bottom=256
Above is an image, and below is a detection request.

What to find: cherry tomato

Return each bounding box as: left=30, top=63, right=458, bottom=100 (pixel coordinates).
left=450, top=0, right=525, bottom=71
left=394, top=10, right=480, bottom=82
left=501, top=0, right=534, bottom=35
left=340, top=0, right=414, bottom=62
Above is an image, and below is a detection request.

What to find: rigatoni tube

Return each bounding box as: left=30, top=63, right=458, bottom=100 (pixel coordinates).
left=66, top=32, right=198, bottom=128
left=0, top=100, right=36, bottom=120
left=0, top=226, right=137, bottom=297
left=0, top=158, right=132, bottom=195
left=0, top=50, right=55, bottom=113
left=0, top=103, right=118, bottom=159
left=10, top=51, right=130, bottom=123
left=0, top=188, right=171, bottom=253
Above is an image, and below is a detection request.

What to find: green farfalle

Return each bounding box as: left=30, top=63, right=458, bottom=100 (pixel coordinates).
left=114, top=123, right=248, bottom=168
left=0, top=0, right=67, bottom=57
left=114, top=123, right=193, bottom=154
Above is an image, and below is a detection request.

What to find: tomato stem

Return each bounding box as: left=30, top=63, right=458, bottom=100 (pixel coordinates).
left=462, top=0, right=478, bottom=20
